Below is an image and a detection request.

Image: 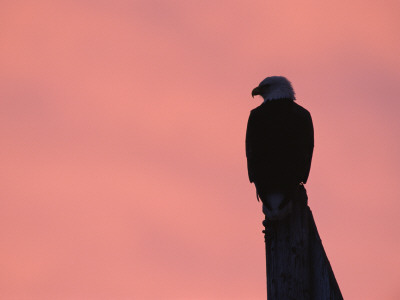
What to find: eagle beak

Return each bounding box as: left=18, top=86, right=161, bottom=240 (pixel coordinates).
left=252, top=87, right=261, bottom=98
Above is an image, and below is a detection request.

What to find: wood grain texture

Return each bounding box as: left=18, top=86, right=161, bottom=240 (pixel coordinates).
left=263, top=187, right=343, bottom=300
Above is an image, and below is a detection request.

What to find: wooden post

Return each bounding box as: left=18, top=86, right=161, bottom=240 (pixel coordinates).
left=263, top=188, right=343, bottom=299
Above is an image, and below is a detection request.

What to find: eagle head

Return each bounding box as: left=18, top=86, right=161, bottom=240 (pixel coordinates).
left=251, top=76, right=295, bottom=101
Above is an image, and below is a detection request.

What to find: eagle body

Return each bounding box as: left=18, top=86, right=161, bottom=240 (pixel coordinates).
left=246, top=99, right=314, bottom=194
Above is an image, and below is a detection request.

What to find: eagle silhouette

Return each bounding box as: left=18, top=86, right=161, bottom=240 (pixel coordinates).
left=246, top=76, right=314, bottom=206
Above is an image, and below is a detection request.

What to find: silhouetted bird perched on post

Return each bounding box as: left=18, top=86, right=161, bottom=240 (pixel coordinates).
left=246, top=76, right=343, bottom=299
left=246, top=76, right=314, bottom=214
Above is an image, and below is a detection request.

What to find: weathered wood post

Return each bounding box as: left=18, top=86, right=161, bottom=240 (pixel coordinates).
left=262, top=187, right=343, bottom=300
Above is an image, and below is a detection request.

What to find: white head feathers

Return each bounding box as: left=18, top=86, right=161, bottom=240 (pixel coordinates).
left=252, top=76, right=295, bottom=101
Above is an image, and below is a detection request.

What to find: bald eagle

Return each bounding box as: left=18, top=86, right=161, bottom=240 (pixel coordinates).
left=246, top=76, right=314, bottom=203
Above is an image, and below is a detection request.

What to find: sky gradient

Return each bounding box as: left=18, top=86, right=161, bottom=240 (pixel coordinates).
left=1, top=1, right=400, bottom=299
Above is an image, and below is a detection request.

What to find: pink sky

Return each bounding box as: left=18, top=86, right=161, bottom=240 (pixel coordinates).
left=1, top=1, right=400, bottom=299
